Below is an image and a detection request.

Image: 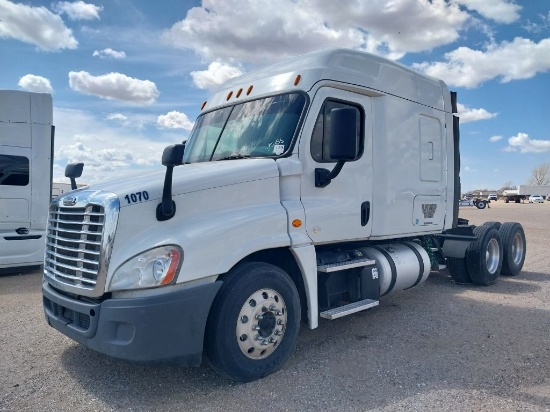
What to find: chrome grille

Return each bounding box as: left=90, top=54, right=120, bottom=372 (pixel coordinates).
left=45, top=204, right=105, bottom=289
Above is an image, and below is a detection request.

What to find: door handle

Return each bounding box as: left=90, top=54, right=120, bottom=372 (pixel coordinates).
left=361, top=201, right=370, bottom=226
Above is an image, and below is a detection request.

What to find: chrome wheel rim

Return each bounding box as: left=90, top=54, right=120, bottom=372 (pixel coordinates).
left=486, top=237, right=500, bottom=274
left=236, top=288, right=287, bottom=360
left=511, top=232, right=524, bottom=265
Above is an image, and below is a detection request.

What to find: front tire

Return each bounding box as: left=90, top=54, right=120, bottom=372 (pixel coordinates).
left=205, top=262, right=300, bottom=382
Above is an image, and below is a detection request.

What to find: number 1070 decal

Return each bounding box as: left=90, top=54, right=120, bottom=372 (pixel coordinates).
left=124, top=191, right=149, bottom=204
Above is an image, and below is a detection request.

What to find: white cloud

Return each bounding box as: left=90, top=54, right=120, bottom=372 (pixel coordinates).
left=191, top=61, right=243, bottom=90
left=464, top=166, right=472, bottom=172
left=52, top=1, right=102, bottom=21
left=68, top=71, right=159, bottom=104
left=157, top=111, right=194, bottom=130
left=414, top=37, right=550, bottom=88
left=0, top=0, right=77, bottom=50
left=106, top=113, right=128, bottom=122
left=524, top=11, right=550, bottom=34
left=163, top=0, right=470, bottom=63
left=18, top=74, right=53, bottom=93
left=456, top=0, right=521, bottom=24
left=489, top=135, right=503, bottom=142
left=505, top=132, right=550, bottom=153
left=52, top=107, right=180, bottom=184
left=92, top=48, right=126, bottom=59
left=456, top=103, right=497, bottom=123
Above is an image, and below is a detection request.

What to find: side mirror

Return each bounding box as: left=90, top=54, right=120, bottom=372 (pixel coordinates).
left=65, top=163, right=84, bottom=190
left=315, top=108, right=359, bottom=187
left=157, top=144, right=185, bottom=221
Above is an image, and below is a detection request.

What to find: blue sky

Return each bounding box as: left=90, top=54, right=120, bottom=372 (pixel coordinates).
left=1, top=0, right=549, bottom=191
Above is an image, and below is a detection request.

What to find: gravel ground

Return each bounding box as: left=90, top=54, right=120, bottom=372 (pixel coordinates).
left=1, top=201, right=549, bottom=411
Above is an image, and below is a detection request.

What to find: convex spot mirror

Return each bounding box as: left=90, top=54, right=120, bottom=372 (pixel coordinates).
left=162, top=143, right=186, bottom=167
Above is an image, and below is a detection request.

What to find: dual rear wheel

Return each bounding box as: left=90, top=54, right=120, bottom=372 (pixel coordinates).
left=447, top=222, right=526, bottom=285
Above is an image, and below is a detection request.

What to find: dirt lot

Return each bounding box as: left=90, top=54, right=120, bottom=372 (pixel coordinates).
left=1, top=200, right=549, bottom=411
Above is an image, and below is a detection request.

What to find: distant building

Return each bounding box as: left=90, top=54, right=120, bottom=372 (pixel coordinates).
left=52, top=182, right=87, bottom=198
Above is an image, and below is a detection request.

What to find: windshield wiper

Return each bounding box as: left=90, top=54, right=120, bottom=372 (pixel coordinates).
left=216, top=154, right=251, bottom=161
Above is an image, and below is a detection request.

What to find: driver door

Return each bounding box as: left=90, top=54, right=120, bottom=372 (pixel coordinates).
left=299, top=87, right=373, bottom=244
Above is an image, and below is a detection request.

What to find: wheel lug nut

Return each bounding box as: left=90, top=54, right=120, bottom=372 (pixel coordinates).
left=255, top=314, right=263, bottom=320
left=277, top=320, right=284, bottom=325
left=254, top=334, right=262, bottom=341
left=268, top=338, right=277, bottom=344
left=252, top=325, right=260, bottom=331
left=269, top=304, right=277, bottom=311
left=276, top=311, right=283, bottom=316
left=261, top=339, right=269, bottom=346
left=274, top=330, right=282, bottom=336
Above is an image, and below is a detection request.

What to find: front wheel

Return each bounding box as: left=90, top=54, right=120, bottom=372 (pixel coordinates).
left=204, top=262, right=301, bottom=382
left=476, top=200, right=487, bottom=209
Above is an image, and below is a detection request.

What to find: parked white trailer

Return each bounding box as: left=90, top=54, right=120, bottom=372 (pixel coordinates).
left=0, top=90, right=53, bottom=270
left=502, top=185, right=550, bottom=203
left=42, top=49, right=526, bottom=382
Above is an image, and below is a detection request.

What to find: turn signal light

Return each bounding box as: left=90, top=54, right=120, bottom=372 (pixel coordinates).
left=292, top=219, right=302, bottom=228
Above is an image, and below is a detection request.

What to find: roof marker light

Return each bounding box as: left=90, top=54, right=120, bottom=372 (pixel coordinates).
left=201, top=101, right=207, bottom=110
left=236, top=88, right=243, bottom=98
left=226, top=91, right=233, bottom=101
left=247, top=85, right=253, bottom=95
left=294, top=75, right=301, bottom=86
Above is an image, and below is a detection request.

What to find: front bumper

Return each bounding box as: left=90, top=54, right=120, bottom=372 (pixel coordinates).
left=43, top=281, right=222, bottom=366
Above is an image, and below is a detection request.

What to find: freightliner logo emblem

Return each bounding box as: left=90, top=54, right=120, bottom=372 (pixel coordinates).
left=63, top=196, right=77, bottom=206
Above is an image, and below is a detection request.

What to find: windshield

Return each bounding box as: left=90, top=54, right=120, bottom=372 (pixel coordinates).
left=183, top=93, right=306, bottom=163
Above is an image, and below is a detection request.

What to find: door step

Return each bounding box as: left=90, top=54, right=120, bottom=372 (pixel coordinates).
left=320, top=298, right=379, bottom=320
left=317, top=258, right=375, bottom=273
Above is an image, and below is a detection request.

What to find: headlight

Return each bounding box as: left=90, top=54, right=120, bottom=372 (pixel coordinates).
left=109, top=246, right=183, bottom=292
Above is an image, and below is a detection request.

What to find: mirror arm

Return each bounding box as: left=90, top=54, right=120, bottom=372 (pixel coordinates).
left=315, top=160, right=346, bottom=188
left=156, top=165, right=176, bottom=221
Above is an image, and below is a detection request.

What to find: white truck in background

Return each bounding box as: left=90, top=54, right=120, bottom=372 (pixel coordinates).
left=502, top=185, right=550, bottom=203
left=42, top=49, right=527, bottom=382
left=0, top=90, right=54, bottom=271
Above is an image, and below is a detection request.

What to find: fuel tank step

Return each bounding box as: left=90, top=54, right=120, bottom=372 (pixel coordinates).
left=319, top=298, right=379, bottom=320
left=317, top=258, right=376, bottom=273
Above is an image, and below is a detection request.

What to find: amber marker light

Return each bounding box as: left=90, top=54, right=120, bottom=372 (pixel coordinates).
left=236, top=88, right=243, bottom=98
left=226, top=91, right=233, bottom=101
left=247, top=85, right=253, bottom=95
left=292, top=219, right=302, bottom=228
left=294, top=74, right=301, bottom=86
left=160, top=248, right=182, bottom=285
left=201, top=101, right=207, bottom=110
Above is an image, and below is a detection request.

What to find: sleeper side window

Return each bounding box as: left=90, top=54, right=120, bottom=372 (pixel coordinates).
left=310, top=100, right=363, bottom=163
left=0, top=154, right=29, bottom=186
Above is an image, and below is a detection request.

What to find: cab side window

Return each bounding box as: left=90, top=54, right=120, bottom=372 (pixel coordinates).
left=311, top=100, right=363, bottom=163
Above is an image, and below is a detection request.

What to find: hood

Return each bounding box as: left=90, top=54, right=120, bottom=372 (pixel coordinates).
left=82, top=158, right=281, bottom=206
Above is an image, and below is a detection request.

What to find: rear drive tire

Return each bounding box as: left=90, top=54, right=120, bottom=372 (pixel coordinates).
left=499, top=222, right=526, bottom=276
left=482, top=221, right=501, bottom=231
left=205, top=262, right=300, bottom=382
left=446, top=257, right=471, bottom=284
left=466, top=226, right=503, bottom=286
left=476, top=200, right=487, bottom=209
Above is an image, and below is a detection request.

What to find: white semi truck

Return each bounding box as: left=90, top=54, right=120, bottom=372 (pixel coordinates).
left=0, top=90, right=54, bottom=271
left=502, top=185, right=550, bottom=203
left=42, top=49, right=527, bottom=382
